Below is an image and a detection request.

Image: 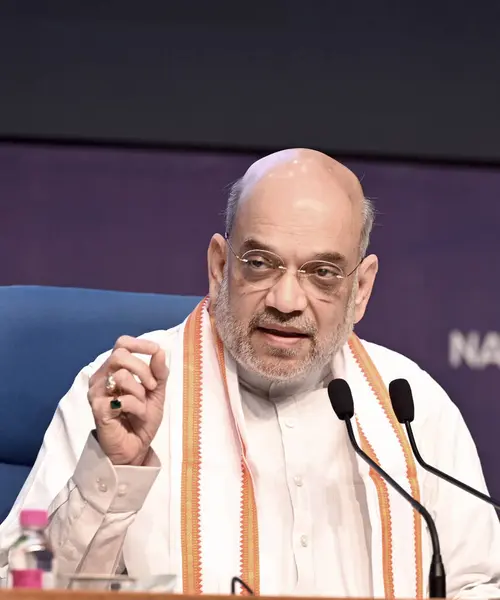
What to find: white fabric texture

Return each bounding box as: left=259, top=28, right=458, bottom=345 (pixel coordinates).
left=0, top=316, right=498, bottom=598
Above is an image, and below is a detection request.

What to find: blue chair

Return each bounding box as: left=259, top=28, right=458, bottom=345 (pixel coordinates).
left=0, top=286, right=203, bottom=523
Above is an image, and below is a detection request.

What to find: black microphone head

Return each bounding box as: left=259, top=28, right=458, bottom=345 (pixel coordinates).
left=327, top=378, right=354, bottom=420
left=388, top=378, right=415, bottom=423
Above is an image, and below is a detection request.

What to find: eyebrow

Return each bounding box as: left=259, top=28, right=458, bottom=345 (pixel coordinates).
left=240, top=237, right=348, bottom=265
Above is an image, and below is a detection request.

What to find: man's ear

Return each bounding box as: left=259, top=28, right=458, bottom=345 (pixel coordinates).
left=207, top=233, right=226, bottom=301
left=353, top=254, right=378, bottom=323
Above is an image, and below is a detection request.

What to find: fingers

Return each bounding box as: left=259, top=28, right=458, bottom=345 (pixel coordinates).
left=89, top=337, right=168, bottom=415
left=110, top=368, right=146, bottom=401
left=150, top=349, right=168, bottom=387
left=114, top=335, right=160, bottom=356
left=109, top=348, right=157, bottom=391
left=90, top=338, right=159, bottom=391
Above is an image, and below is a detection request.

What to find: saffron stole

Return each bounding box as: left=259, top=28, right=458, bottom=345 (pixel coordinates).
left=180, top=299, right=423, bottom=597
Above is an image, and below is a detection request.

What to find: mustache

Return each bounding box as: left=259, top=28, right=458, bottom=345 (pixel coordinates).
left=249, top=310, right=318, bottom=337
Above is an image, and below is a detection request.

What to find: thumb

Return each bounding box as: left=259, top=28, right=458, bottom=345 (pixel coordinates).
left=150, top=349, right=168, bottom=389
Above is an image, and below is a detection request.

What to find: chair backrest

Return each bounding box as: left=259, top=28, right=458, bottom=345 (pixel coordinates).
left=0, top=285, right=202, bottom=522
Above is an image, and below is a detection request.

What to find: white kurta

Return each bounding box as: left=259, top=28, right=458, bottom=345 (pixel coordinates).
left=237, top=364, right=373, bottom=597
left=0, top=326, right=499, bottom=598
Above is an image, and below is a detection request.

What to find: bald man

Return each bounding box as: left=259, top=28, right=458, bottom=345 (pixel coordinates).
left=1, top=150, right=499, bottom=598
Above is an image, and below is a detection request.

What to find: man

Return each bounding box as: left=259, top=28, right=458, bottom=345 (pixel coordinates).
left=0, top=148, right=499, bottom=598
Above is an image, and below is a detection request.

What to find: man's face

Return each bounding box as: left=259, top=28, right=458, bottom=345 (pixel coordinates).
left=210, top=161, right=377, bottom=383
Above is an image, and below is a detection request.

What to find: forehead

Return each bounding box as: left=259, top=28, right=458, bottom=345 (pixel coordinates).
left=232, top=163, right=362, bottom=259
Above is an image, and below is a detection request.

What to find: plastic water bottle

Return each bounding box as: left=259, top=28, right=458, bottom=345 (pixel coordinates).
left=8, top=509, right=56, bottom=589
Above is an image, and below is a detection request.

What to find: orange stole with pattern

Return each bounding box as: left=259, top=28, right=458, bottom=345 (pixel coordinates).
left=180, top=299, right=422, bottom=597
left=181, top=300, right=259, bottom=595
left=349, top=336, right=423, bottom=599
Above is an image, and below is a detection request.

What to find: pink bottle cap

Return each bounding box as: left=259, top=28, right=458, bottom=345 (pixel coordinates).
left=19, top=509, right=48, bottom=528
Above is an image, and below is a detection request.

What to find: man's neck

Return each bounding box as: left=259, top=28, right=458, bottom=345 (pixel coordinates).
left=237, top=360, right=332, bottom=401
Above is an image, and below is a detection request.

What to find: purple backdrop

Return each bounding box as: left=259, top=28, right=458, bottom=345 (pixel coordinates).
left=0, top=142, right=498, bottom=497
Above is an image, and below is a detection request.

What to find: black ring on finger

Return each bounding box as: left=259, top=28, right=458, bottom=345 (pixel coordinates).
left=110, top=397, right=122, bottom=410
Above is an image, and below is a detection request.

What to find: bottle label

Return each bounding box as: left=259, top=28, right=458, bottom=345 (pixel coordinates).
left=11, top=569, right=43, bottom=588
left=11, top=569, right=54, bottom=589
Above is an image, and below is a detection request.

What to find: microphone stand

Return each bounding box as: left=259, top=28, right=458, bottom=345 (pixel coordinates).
left=344, top=418, right=446, bottom=598
left=403, top=421, right=500, bottom=511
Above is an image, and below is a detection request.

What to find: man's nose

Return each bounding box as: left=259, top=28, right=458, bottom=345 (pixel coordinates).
left=265, top=271, right=308, bottom=314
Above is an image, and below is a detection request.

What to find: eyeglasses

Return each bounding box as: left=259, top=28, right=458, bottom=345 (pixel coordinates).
left=225, top=236, right=362, bottom=301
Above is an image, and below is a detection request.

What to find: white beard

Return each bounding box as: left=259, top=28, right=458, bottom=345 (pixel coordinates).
left=212, top=274, right=357, bottom=385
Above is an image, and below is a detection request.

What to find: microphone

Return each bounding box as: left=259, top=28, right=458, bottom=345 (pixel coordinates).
left=328, top=378, right=446, bottom=598
left=389, top=378, right=500, bottom=512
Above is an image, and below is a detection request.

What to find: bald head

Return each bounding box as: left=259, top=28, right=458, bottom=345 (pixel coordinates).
left=225, top=149, right=374, bottom=257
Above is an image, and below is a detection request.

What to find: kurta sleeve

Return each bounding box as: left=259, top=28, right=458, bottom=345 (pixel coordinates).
left=416, top=374, right=500, bottom=599
left=0, top=330, right=171, bottom=586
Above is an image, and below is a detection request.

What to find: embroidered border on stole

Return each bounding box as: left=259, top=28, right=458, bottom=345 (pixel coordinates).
left=181, top=300, right=260, bottom=595
left=356, top=420, right=395, bottom=597
left=213, top=334, right=260, bottom=595
left=181, top=305, right=204, bottom=594
left=349, top=334, right=424, bottom=599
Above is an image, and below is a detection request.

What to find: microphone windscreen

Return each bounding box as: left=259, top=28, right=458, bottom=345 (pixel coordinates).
left=327, top=379, right=354, bottom=420
left=388, top=378, right=415, bottom=422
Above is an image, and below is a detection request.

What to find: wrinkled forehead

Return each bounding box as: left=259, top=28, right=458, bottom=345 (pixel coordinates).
left=232, top=153, right=364, bottom=259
